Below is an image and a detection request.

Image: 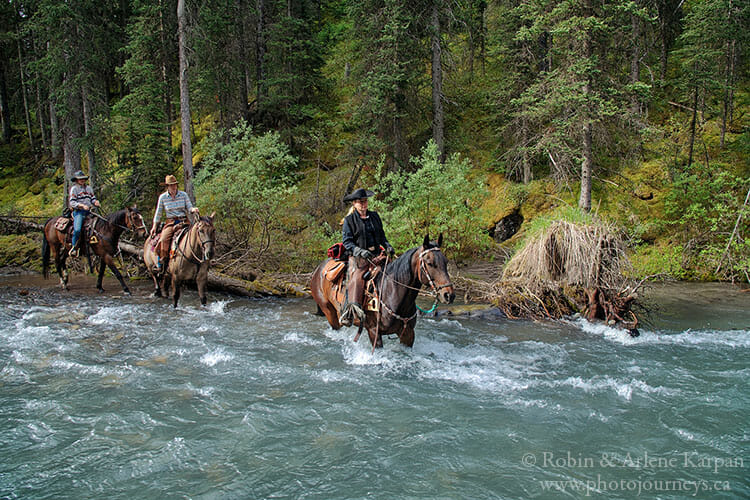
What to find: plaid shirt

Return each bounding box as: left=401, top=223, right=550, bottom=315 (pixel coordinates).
left=69, top=184, right=98, bottom=210
left=153, top=190, right=194, bottom=224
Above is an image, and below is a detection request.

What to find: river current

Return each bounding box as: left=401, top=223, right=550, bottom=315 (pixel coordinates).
left=1, top=276, right=748, bottom=499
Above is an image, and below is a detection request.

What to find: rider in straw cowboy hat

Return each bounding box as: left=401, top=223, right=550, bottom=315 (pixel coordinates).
left=339, top=188, right=395, bottom=326
left=68, top=170, right=100, bottom=257
left=150, top=174, right=200, bottom=271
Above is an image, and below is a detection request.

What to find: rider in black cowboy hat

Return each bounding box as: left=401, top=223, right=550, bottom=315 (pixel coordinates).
left=339, top=188, right=395, bottom=326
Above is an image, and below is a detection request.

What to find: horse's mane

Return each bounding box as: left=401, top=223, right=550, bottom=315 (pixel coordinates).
left=385, top=246, right=419, bottom=284
left=107, top=208, right=127, bottom=226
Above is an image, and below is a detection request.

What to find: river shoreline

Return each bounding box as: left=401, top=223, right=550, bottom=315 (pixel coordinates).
left=3, top=265, right=749, bottom=327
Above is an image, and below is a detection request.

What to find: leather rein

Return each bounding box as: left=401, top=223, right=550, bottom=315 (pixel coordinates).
left=175, top=221, right=214, bottom=265
left=369, top=247, right=453, bottom=342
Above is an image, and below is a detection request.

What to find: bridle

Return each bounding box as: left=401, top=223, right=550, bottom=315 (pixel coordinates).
left=368, top=246, right=454, bottom=345
left=181, top=220, right=215, bottom=264
left=416, top=247, right=454, bottom=295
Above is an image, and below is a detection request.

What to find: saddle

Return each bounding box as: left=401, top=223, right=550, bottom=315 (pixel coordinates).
left=57, top=215, right=96, bottom=247
left=322, top=259, right=383, bottom=312
left=170, top=223, right=191, bottom=258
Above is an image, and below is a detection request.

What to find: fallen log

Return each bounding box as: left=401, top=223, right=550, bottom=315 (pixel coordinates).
left=2, top=216, right=309, bottom=298
left=116, top=240, right=307, bottom=298
left=0, top=216, right=45, bottom=234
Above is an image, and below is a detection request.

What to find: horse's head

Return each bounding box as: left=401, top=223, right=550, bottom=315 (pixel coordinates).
left=194, top=213, right=216, bottom=261
left=126, top=205, right=148, bottom=237
left=418, top=233, right=455, bottom=304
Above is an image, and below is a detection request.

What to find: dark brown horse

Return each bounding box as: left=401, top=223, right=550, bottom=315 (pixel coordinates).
left=311, top=234, right=455, bottom=348
left=143, top=214, right=216, bottom=307
left=42, top=206, right=147, bottom=294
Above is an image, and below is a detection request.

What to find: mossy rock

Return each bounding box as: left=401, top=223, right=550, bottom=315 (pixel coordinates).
left=0, top=234, right=42, bottom=272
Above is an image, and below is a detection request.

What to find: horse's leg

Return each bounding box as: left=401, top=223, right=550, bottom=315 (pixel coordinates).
left=321, top=303, right=342, bottom=330
left=96, top=259, right=107, bottom=293
left=161, top=271, right=171, bottom=297
left=151, top=271, right=162, bottom=297
left=101, top=253, right=131, bottom=295
left=54, top=247, right=69, bottom=291
left=399, top=326, right=415, bottom=348
left=172, top=278, right=182, bottom=308
left=197, top=265, right=209, bottom=305
left=366, top=324, right=383, bottom=349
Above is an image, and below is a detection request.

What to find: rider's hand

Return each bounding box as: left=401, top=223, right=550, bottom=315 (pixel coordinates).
left=94, top=201, right=100, bottom=208
left=82, top=204, right=90, bottom=211
left=355, top=247, right=374, bottom=260
left=385, top=244, right=395, bottom=257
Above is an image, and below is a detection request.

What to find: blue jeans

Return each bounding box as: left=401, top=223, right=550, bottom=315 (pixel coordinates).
left=72, top=209, right=89, bottom=248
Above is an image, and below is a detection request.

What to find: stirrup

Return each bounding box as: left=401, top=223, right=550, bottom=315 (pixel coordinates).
left=68, top=247, right=79, bottom=258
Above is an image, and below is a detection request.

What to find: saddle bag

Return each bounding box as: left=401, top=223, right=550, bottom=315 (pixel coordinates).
left=323, top=260, right=347, bottom=283
left=54, top=218, right=70, bottom=231
left=327, top=242, right=348, bottom=261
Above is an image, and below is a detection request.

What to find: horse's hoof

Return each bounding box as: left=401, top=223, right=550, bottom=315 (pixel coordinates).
left=123, top=290, right=131, bottom=296
left=98, top=288, right=105, bottom=294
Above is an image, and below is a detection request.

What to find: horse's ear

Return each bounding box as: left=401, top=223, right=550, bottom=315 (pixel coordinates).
left=423, top=234, right=430, bottom=248
left=437, top=233, right=443, bottom=248
left=209, top=211, right=216, bottom=220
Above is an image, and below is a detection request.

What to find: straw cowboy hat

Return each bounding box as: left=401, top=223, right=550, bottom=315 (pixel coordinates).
left=343, top=188, right=375, bottom=202
left=161, top=175, right=179, bottom=186
left=70, top=170, right=89, bottom=182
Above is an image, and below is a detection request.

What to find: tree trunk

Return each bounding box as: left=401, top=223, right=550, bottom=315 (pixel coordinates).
left=237, top=0, right=251, bottom=121
left=17, top=36, right=36, bottom=157
left=0, top=61, right=11, bottom=143
left=49, top=94, right=60, bottom=157
left=431, top=1, right=445, bottom=161
left=31, top=36, right=48, bottom=150
left=687, top=86, right=698, bottom=169
left=159, top=0, right=173, bottom=148
left=63, top=126, right=82, bottom=210
left=720, top=1, right=736, bottom=149
left=255, top=0, right=266, bottom=117
left=81, top=85, right=96, bottom=189
left=629, top=11, right=642, bottom=115
left=522, top=116, right=531, bottom=184
left=177, top=0, right=195, bottom=203
left=578, top=0, right=593, bottom=213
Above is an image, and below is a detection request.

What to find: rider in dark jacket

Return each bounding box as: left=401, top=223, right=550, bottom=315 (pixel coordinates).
left=339, top=188, right=394, bottom=326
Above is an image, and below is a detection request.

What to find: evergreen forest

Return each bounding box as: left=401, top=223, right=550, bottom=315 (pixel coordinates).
left=0, top=0, right=748, bottom=283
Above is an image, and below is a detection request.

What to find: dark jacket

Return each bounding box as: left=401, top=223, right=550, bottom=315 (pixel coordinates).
left=342, top=210, right=390, bottom=255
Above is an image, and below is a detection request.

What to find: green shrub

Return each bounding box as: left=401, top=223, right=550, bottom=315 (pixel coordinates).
left=195, top=120, right=299, bottom=260
left=374, top=140, right=490, bottom=257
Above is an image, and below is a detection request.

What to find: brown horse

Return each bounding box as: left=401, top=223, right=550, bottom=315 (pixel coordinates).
left=143, top=214, right=216, bottom=307
left=311, top=234, right=455, bottom=348
left=42, top=206, right=147, bottom=294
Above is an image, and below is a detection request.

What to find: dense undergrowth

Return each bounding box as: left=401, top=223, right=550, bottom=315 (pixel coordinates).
left=1, top=103, right=747, bottom=284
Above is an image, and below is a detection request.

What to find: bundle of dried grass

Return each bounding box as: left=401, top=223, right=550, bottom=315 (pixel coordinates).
left=502, top=220, right=628, bottom=289
left=488, top=218, right=639, bottom=330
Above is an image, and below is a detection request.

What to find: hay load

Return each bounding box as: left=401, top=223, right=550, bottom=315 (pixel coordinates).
left=483, top=214, right=640, bottom=332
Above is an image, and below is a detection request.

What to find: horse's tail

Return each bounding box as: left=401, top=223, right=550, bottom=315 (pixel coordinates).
left=41, top=231, right=50, bottom=279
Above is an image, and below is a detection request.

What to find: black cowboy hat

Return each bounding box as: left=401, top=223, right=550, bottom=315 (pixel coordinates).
left=70, top=170, right=89, bottom=182
left=343, top=188, right=375, bottom=202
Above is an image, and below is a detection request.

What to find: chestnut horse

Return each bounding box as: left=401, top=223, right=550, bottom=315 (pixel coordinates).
left=143, top=214, right=216, bottom=307
left=41, top=206, right=147, bottom=294
left=310, top=234, right=455, bottom=348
